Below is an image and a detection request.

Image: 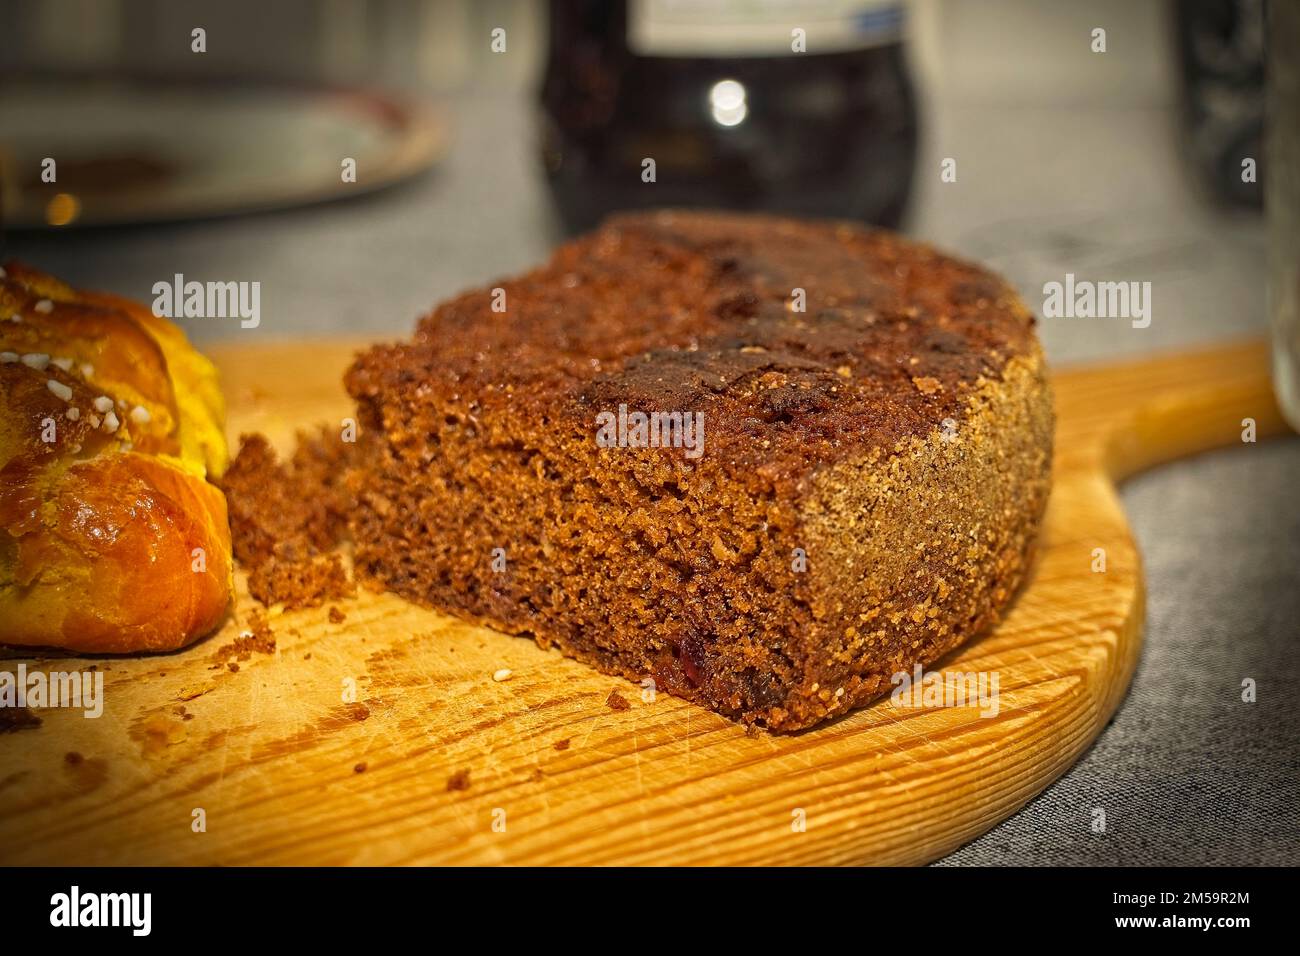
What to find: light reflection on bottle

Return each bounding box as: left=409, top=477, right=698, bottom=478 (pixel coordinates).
left=708, top=79, right=747, bottom=127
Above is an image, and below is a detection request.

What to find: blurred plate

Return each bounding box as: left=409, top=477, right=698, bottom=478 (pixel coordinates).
left=0, top=75, right=447, bottom=229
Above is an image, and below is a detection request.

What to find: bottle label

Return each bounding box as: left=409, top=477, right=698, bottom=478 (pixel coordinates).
left=628, top=0, right=903, bottom=57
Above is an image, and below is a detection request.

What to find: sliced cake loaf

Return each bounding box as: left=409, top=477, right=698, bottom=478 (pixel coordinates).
left=342, top=211, right=1053, bottom=730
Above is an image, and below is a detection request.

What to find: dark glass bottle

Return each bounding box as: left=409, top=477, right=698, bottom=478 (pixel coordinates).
left=539, top=0, right=918, bottom=234
left=1174, top=0, right=1264, bottom=207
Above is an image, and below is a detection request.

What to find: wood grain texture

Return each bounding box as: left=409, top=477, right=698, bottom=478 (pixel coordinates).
left=0, top=338, right=1288, bottom=866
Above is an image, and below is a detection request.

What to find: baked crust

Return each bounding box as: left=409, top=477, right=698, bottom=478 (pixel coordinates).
left=0, top=262, right=232, bottom=652
left=344, top=210, right=1053, bottom=729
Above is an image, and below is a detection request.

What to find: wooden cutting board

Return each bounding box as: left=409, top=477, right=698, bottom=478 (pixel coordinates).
left=0, top=339, right=1288, bottom=866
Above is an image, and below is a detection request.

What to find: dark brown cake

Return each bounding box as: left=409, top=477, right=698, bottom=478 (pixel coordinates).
left=343, top=210, right=1053, bottom=731
left=219, top=429, right=355, bottom=610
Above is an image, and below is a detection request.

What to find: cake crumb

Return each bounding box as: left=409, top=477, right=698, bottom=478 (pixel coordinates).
left=605, top=689, right=630, bottom=711
left=446, top=768, right=471, bottom=792
left=553, top=738, right=570, bottom=751
left=353, top=761, right=367, bottom=774
left=492, top=668, right=513, bottom=682
left=247, top=551, right=352, bottom=612
left=214, top=612, right=277, bottom=664
left=328, top=605, right=346, bottom=624
left=219, top=429, right=356, bottom=609
left=911, top=375, right=943, bottom=395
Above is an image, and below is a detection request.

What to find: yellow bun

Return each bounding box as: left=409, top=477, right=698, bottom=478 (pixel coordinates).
left=0, top=261, right=233, bottom=652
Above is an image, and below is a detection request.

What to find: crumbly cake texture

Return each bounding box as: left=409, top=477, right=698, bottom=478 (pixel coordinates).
left=338, top=210, right=1053, bottom=731
left=218, top=429, right=355, bottom=610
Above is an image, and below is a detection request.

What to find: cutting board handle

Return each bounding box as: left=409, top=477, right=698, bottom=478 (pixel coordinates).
left=1053, top=339, right=1293, bottom=480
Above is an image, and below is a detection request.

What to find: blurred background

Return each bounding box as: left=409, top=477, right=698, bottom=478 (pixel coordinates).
left=0, top=0, right=1272, bottom=362
left=1, top=0, right=1295, bottom=867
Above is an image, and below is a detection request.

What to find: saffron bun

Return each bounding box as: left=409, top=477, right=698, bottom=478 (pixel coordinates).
left=0, top=262, right=232, bottom=652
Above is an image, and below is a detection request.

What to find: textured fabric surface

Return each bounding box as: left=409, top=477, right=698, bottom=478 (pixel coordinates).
left=5, top=89, right=1294, bottom=866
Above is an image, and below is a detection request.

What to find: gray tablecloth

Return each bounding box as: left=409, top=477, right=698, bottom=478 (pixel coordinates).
left=7, top=89, right=1297, bottom=866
